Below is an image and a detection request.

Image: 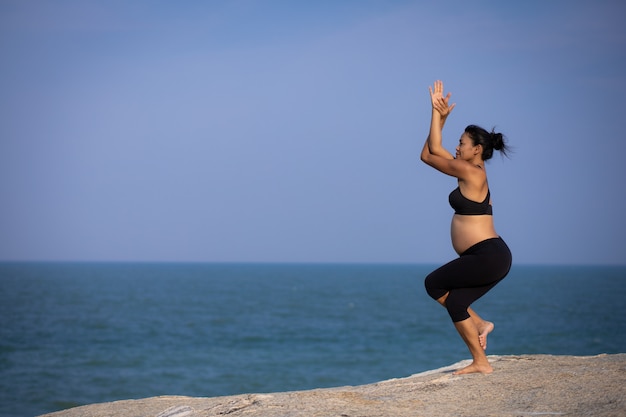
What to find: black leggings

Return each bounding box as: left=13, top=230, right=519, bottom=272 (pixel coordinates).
left=424, top=237, right=512, bottom=322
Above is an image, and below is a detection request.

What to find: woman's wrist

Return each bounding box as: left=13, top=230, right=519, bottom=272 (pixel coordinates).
left=432, top=109, right=448, bottom=119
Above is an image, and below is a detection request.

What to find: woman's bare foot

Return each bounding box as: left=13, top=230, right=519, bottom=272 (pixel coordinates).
left=453, top=361, right=493, bottom=375
left=477, top=321, right=494, bottom=350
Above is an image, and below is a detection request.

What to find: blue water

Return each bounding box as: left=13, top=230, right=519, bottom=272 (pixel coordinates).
left=1, top=263, right=625, bottom=417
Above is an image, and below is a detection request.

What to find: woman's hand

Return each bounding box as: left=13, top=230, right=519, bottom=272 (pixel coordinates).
left=423, top=80, right=456, bottom=161
left=429, top=80, right=456, bottom=118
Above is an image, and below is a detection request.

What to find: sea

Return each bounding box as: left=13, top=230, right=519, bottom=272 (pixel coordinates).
left=1, top=262, right=625, bottom=417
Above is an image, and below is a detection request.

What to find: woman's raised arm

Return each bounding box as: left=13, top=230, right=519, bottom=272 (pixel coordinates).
left=423, top=80, right=455, bottom=160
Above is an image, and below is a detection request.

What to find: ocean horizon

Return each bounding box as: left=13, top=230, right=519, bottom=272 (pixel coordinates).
left=1, top=262, right=625, bottom=417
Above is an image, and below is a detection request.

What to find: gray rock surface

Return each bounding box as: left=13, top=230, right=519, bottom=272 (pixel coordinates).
left=40, top=354, right=626, bottom=417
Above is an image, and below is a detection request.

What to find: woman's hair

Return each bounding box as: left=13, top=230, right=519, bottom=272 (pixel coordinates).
left=464, top=125, right=509, bottom=160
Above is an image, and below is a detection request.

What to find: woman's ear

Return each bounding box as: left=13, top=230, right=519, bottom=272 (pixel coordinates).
left=474, top=144, right=482, bottom=155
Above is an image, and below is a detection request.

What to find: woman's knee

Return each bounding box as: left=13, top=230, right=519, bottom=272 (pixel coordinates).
left=424, top=272, right=447, bottom=300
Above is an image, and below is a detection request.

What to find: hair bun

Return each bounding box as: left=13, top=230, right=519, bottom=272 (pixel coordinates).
left=490, top=130, right=504, bottom=151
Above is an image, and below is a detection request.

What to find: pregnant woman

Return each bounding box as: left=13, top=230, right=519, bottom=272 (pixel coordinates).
left=420, top=80, right=512, bottom=374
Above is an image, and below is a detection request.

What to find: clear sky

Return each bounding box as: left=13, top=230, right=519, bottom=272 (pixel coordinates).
left=1, top=0, right=625, bottom=265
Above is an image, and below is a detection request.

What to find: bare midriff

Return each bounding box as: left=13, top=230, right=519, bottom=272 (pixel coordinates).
left=451, top=214, right=499, bottom=255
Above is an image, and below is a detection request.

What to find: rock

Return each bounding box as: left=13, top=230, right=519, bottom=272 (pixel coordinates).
left=40, top=354, right=626, bottom=417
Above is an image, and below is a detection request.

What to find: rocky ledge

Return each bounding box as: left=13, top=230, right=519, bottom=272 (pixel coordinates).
left=41, top=354, right=625, bottom=417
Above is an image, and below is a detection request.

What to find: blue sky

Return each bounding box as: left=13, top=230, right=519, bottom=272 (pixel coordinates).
left=1, top=0, right=625, bottom=265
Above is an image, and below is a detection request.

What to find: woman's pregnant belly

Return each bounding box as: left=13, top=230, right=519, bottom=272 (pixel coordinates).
left=451, top=214, right=499, bottom=255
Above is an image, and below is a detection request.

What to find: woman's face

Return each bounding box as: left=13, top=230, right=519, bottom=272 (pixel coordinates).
left=455, top=133, right=480, bottom=161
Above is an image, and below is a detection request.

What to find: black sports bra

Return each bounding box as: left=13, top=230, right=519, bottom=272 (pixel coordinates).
left=448, top=187, right=492, bottom=215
